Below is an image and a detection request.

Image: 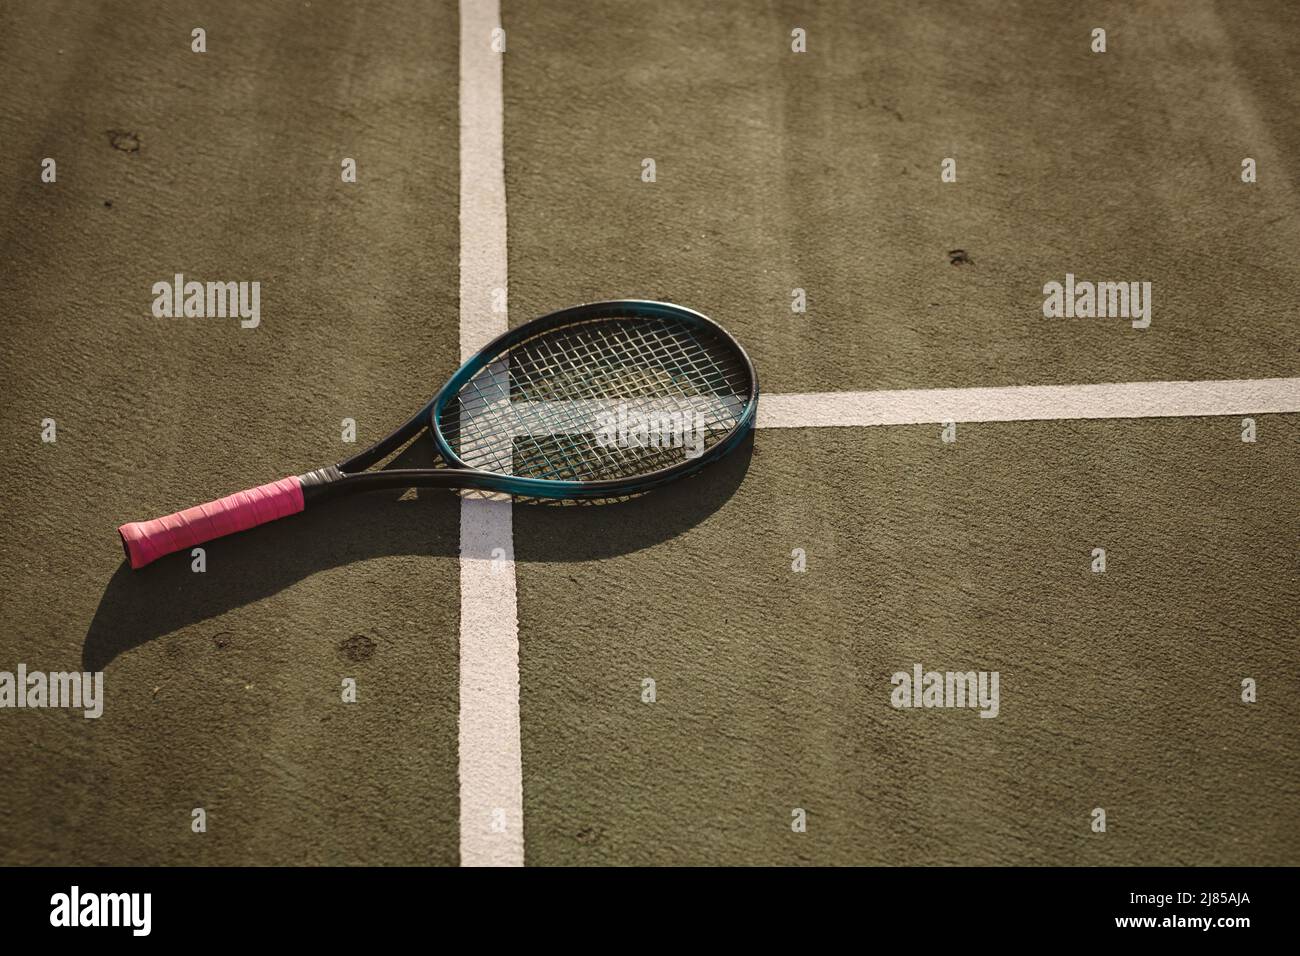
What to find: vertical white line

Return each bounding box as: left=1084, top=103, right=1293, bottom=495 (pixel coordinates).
left=458, top=0, right=523, bottom=867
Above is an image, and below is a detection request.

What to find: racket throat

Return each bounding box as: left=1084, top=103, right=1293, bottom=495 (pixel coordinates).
left=299, top=464, right=493, bottom=502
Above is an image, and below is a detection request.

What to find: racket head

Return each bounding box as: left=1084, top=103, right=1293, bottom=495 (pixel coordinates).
left=432, top=301, right=758, bottom=498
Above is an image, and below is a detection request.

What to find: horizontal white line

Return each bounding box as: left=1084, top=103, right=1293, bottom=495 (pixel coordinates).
left=756, top=377, right=1300, bottom=428
left=452, top=378, right=1297, bottom=439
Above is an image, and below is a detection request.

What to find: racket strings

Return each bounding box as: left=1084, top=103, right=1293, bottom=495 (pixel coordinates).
left=438, top=316, right=751, bottom=482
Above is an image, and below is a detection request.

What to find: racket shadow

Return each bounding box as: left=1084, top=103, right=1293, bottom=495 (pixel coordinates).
left=82, top=431, right=753, bottom=670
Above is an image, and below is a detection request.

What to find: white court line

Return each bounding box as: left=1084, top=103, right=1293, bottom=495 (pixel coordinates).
left=758, top=378, right=1300, bottom=428
left=458, top=0, right=522, bottom=868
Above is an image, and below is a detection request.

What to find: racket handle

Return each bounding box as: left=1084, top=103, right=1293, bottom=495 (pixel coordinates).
left=118, top=476, right=305, bottom=569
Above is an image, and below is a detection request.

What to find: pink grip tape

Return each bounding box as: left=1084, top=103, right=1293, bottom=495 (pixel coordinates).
left=118, top=476, right=305, bottom=569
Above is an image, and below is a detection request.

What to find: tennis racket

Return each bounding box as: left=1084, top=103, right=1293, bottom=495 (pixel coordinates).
left=118, top=300, right=758, bottom=569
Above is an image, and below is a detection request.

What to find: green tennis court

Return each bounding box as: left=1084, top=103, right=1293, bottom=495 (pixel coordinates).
left=0, top=0, right=1296, bottom=867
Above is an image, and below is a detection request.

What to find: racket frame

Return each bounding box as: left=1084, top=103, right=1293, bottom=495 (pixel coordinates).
left=300, top=300, right=758, bottom=503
